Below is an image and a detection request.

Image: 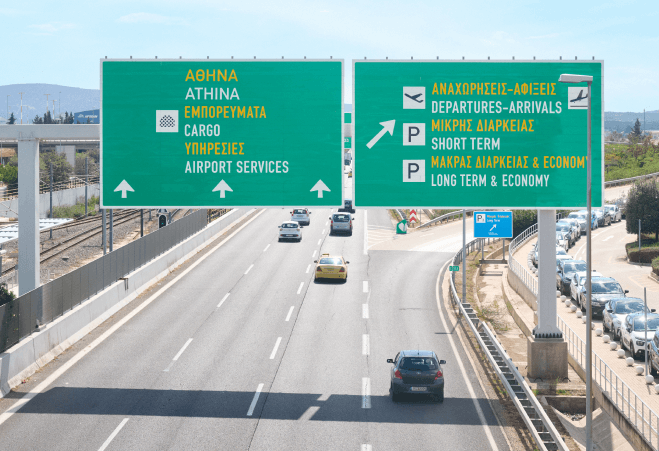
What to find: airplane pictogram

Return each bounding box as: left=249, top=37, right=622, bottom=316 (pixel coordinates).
left=570, top=89, right=588, bottom=103
left=404, top=93, right=423, bottom=103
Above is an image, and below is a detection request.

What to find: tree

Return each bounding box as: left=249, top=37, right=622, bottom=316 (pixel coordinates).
left=0, top=165, right=18, bottom=189
left=0, top=283, right=16, bottom=306
left=32, top=115, right=43, bottom=124
left=74, top=152, right=98, bottom=179
left=7, top=113, right=16, bottom=124
left=625, top=180, right=659, bottom=240
left=629, top=119, right=642, bottom=140
left=43, top=110, right=54, bottom=124
left=40, top=151, right=72, bottom=185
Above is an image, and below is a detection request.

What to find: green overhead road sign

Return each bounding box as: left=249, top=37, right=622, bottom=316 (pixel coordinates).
left=101, top=59, right=343, bottom=208
left=353, top=60, right=603, bottom=208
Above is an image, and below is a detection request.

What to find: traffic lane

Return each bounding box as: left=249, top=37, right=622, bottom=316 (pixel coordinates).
left=0, top=208, right=326, bottom=450
left=366, top=250, right=508, bottom=451
left=247, top=210, right=367, bottom=451
left=366, top=208, right=395, bottom=230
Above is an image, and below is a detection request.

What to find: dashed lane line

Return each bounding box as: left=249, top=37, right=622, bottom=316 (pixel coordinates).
left=269, top=337, right=282, bottom=359
left=362, top=304, right=369, bottom=319
left=362, top=334, right=370, bottom=355
left=98, top=418, right=129, bottom=451
left=247, top=383, right=265, bottom=417
left=362, top=377, right=371, bottom=409
left=363, top=281, right=368, bottom=292
left=297, top=282, right=304, bottom=294
left=285, top=306, right=294, bottom=322
left=306, top=264, right=311, bottom=274
left=217, top=293, right=230, bottom=308
left=263, top=244, right=270, bottom=252
left=245, top=264, right=254, bottom=275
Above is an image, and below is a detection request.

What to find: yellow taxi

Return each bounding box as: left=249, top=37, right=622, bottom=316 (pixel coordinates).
left=314, top=254, right=349, bottom=281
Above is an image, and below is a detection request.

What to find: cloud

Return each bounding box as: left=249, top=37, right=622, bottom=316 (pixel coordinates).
left=29, top=22, right=75, bottom=34
left=117, top=12, right=188, bottom=25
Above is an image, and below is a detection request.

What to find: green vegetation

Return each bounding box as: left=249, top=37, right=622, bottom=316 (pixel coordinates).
left=605, top=139, right=659, bottom=181
left=52, top=195, right=99, bottom=219
left=652, top=256, right=659, bottom=277
left=625, top=180, right=659, bottom=240
left=0, top=164, right=18, bottom=188
left=0, top=283, right=16, bottom=306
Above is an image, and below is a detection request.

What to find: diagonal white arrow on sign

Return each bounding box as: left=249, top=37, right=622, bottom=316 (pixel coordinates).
left=114, top=180, right=134, bottom=198
left=212, top=180, right=233, bottom=198
left=310, top=180, right=330, bottom=198
left=366, top=120, right=395, bottom=149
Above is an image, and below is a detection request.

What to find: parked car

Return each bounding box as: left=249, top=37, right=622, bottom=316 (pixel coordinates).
left=556, top=231, right=570, bottom=251
left=603, top=297, right=653, bottom=341
left=570, top=270, right=603, bottom=303
left=555, top=224, right=575, bottom=247
left=621, top=313, right=659, bottom=359
left=579, top=276, right=627, bottom=316
left=388, top=350, right=446, bottom=402
left=290, top=208, right=311, bottom=226
left=649, top=333, right=659, bottom=375
left=556, top=259, right=587, bottom=295
left=576, top=210, right=599, bottom=231
left=278, top=221, right=302, bottom=242
left=567, top=212, right=588, bottom=235
left=593, top=209, right=611, bottom=227
left=329, top=213, right=354, bottom=235
left=604, top=204, right=622, bottom=223
left=558, top=218, right=580, bottom=241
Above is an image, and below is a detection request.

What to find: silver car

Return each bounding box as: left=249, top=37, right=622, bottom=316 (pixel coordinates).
left=290, top=208, right=311, bottom=226
left=329, top=213, right=354, bottom=235
left=603, top=298, right=653, bottom=340
left=605, top=204, right=622, bottom=222
left=621, top=313, right=659, bottom=359
left=569, top=270, right=603, bottom=303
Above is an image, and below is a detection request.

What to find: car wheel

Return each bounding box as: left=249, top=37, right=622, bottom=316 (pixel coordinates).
left=391, top=390, right=399, bottom=402
left=652, top=364, right=658, bottom=377
left=436, top=389, right=444, bottom=403
left=603, top=322, right=609, bottom=333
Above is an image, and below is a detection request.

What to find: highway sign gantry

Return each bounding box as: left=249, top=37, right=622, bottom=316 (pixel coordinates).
left=353, top=60, right=603, bottom=208
left=101, top=59, right=343, bottom=208
left=474, top=211, right=513, bottom=238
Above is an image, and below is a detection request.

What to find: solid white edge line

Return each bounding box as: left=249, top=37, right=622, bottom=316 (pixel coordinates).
left=306, top=264, right=311, bottom=274
left=247, top=383, right=264, bottom=416
left=285, top=306, right=294, bottom=322
left=0, top=209, right=266, bottom=428
left=217, top=293, right=230, bottom=308
left=362, top=334, right=369, bottom=355
left=363, top=281, right=368, bottom=293
left=361, top=377, right=371, bottom=409
left=362, top=304, right=369, bottom=319
left=269, top=337, right=282, bottom=359
left=98, top=418, right=129, bottom=451
left=172, top=338, right=193, bottom=361
left=263, top=244, right=270, bottom=252
left=364, top=210, right=368, bottom=255
left=435, top=261, right=500, bottom=451
left=245, top=264, right=254, bottom=275
left=297, top=282, right=304, bottom=294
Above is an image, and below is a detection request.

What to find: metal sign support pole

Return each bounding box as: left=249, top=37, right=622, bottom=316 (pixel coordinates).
left=462, top=209, right=466, bottom=302
left=84, top=157, right=88, bottom=217
left=585, top=79, right=593, bottom=451
left=17, top=137, right=40, bottom=295
left=140, top=209, right=144, bottom=237
left=102, top=209, right=107, bottom=254
left=109, top=209, right=114, bottom=252
left=49, top=163, right=53, bottom=240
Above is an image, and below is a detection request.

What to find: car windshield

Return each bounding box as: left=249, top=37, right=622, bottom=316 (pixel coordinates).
left=293, top=209, right=307, bottom=215
left=634, top=318, right=659, bottom=332
left=605, top=206, right=615, bottom=211
left=591, top=282, right=622, bottom=293
left=556, top=225, right=569, bottom=232
left=568, top=213, right=580, bottom=219
left=399, top=357, right=437, bottom=371
left=564, top=262, right=587, bottom=273
left=557, top=249, right=568, bottom=256
left=616, top=301, right=646, bottom=314
left=319, top=258, right=343, bottom=265
left=333, top=214, right=350, bottom=222
left=282, top=223, right=298, bottom=228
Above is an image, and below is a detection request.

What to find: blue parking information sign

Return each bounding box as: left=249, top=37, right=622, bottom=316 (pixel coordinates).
left=473, top=211, right=513, bottom=238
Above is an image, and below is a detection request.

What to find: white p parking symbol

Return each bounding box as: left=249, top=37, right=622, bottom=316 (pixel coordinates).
left=403, top=160, right=425, bottom=182
left=403, top=123, right=425, bottom=146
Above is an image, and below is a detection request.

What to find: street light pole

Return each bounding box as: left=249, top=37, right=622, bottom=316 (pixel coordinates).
left=560, top=73, right=594, bottom=451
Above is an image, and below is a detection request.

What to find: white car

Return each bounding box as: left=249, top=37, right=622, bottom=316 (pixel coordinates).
left=278, top=221, right=302, bottom=242
left=556, top=232, right=569, bottom=251
left=605, top=204, right=622, bottom=222
left=569, top=270, right=603, bottom=303
left=291, top=208, right=311, bottom=226
left=621, top=313, right=659, bottom=359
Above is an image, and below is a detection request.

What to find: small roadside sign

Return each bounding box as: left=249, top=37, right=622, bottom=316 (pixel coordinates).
left=474, top=211, right=513, bottom=238
left=449, top=266, right=459, bottom=271
left=396, top=219, right=407, bottom=234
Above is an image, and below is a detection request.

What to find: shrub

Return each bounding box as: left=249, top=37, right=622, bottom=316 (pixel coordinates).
left=625, top=180, right=659, bottom=240
left=653, top=256, right=659, bottom=276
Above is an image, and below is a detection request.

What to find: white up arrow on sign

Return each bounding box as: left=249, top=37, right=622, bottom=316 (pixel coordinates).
left=114, top=180, right=134, bottom=198
left=366, top=120, right=395, bottom=149
left=310, top=180, right=330, bottom=198
left=212, top=180, right=233, bottom=198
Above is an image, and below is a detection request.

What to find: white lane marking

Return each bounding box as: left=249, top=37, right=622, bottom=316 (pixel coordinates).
left=325, top=221, right=329, bottom=226
left=362, top=377, right=371, bottom=408
left=299, top=405, right=321, bottom=421
left=270, top=337, right=282, bottom=359
left=603, top=235, right=613, bottom=242
left=306, top=264, right=311, bottom=274
left=245, top=264, right=254, bottom=275
left=362, top=304, right=369, bottom=319
left=322, top=229, right=325, bottom=234
left=363, top=281, right=368, bottom=293
left=0, top=209, right=266, bottom=427
left=297, top=282, right=304, bottom=294
left=163, top=361, right=175, bottom=372
left=173, top=338, right=193, bottom=361
left=217, top=293, right=230, bottom=308
left=362, top=334, right=370, bottom=355
left=361, top=445, right=372, bottom=451
left=285, top=306, right=294, bottom=321
left=317, top=239, right=322, bottom=245
left=247, top=383, right=265, bottom=416
left=98, top=418, right=129, bottom=451
left=312, top=250, right=317, bottom=259
left=263, top=244, right=270, bottom=252
left=435, top=262, right=500, bottom=451
left=364, top=210, right=368, bottom=255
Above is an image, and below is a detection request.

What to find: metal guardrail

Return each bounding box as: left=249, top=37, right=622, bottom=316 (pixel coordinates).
left=0, top=174, right=100, bottom=202
left=509, top=219, right=659, bottom=449
left=449, top=237, right=568, bottom=451
left=419, top=209, right=473, bottom=229
left=604, top=171, right=659, bottom=188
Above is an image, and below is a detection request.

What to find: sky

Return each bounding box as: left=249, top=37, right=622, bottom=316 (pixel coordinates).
left=1, top=0, right=657, bottom=112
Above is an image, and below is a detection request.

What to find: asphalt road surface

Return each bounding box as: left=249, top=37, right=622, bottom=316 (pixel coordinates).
left=0, top=208, right=509, bottom=451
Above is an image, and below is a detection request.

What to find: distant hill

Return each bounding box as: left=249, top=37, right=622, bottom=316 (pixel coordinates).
left=0, top=84, right=99, bottom=123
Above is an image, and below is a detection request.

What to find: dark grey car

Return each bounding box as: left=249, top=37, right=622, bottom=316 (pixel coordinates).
left=556, top=259, right=586, bottom=295
left=387, top=350, right=446, bottom=402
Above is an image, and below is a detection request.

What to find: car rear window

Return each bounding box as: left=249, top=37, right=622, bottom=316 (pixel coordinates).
left=564, top=262, right=586, bottom=273
left=319, top=258, right=343, bottom=265
left=293, top=209, right=307, bottom=215
left=282, top=223, right=297, bottom=228
left=634, top=318, right=659, bottom=332
left=616, top=301, right=645, bottom=314
left=399, top=357, right=437, bottom=371
left=333, top=214, right=350, bottom=222
left=591, top=282, right=622, bottom=293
